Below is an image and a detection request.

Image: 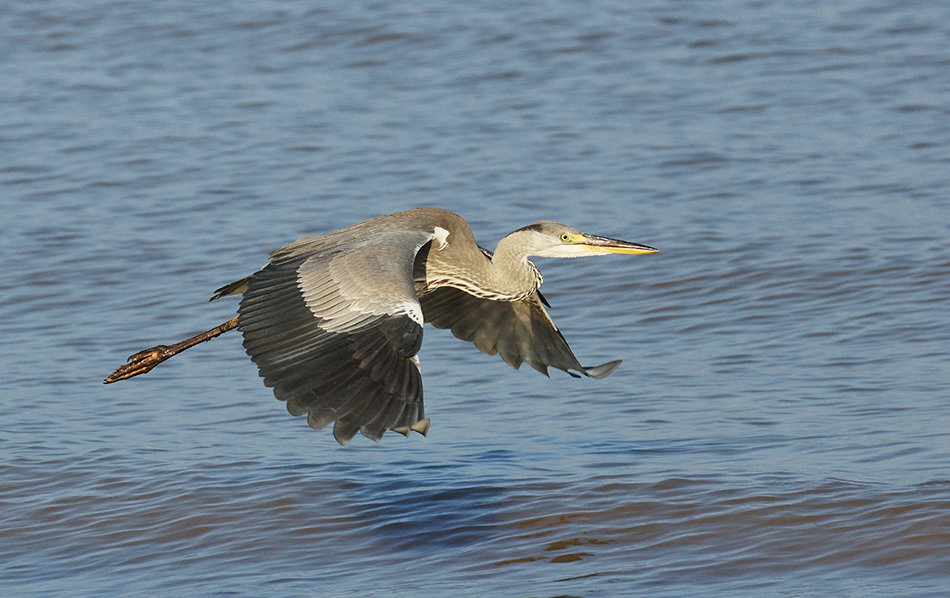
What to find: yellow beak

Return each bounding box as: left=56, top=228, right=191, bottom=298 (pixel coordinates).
left=580, top=234, right=659, bottom=255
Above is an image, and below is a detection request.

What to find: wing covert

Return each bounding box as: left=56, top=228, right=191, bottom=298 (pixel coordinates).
left=237, top=231, right=434, bottom=445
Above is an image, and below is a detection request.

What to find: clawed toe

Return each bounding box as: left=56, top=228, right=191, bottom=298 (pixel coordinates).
left=104, top=346, right=171, bottom=383
left=127, top=346, right=171, bottom=363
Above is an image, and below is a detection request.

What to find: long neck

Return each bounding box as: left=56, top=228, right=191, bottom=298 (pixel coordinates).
left=423, top=231, right=542, bottom=301
left=485, top=232, right=542, bottom=300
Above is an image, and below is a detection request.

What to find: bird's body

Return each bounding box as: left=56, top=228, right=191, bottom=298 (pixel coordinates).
left=106, top=208, right=657, bottom=445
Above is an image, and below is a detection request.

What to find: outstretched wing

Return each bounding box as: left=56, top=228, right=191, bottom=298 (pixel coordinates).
left=420, top=286, right=621, bottom=379
left=238, top=232, right=434, bottom=445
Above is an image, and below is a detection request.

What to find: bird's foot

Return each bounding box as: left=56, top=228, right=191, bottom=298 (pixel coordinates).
left=104, top=345, right=174, bottom=383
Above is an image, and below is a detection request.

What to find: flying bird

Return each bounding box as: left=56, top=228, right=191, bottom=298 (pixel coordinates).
left=105, top=208, right=657, bottom=445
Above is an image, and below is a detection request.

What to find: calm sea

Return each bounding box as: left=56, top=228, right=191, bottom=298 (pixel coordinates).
left=2, top=1, right=948, bottom=596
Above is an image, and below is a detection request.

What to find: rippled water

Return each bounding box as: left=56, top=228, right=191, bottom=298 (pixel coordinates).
left=2, top=1, right=948, bottom=596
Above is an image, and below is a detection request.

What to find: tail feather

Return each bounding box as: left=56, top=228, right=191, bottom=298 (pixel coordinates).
left=210, top=276, right=252, bottom=301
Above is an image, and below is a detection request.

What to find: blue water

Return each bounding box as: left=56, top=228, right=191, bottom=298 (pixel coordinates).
left=2, top=1, right=948, bottom=596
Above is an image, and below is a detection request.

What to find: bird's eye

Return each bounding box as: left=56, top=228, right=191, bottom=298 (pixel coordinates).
left=560, top=233, right=571, bottom=242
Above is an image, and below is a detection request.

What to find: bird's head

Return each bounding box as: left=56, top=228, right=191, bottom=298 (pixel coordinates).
left=513, top=221, right=658, bottom=258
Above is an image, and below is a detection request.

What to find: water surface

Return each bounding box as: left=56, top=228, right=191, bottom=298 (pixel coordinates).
left=2, top=1, right=948, bottom=596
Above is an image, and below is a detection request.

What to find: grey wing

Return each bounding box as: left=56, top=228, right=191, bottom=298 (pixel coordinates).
left=419, top=286, right=621, bottom=379
left=211, top=231, right=363, bottom=301
left=238, top=232, right=433, bottom=445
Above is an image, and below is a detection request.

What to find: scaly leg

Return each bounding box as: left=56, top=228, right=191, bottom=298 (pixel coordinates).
left=104, top=316, right=239, bottom=383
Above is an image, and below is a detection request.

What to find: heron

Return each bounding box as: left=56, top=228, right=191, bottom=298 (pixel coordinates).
left=105, top=208, right=657, bottom=445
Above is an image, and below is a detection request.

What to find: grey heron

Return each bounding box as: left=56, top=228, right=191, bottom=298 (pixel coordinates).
left=105, top=208, right=657, bottom=445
